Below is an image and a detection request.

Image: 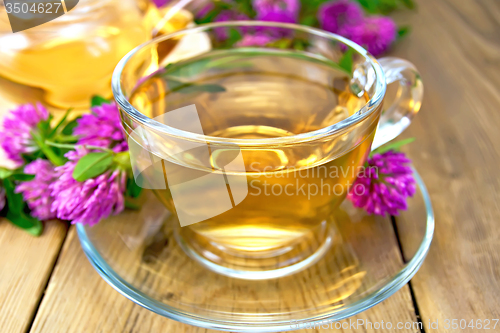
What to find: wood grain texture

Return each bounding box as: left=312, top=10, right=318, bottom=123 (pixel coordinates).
left=30, top=195, right=419, bottom=333
left=391, top=0, right=500, bottom=331
left=0, top=220, right=67, bottom=333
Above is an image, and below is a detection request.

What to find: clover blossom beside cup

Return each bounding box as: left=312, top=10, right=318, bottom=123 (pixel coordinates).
left=0, top=99, right=139, bottom=235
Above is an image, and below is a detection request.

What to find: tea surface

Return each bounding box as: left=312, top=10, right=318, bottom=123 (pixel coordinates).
left=129, top=51, right=374, bottom=254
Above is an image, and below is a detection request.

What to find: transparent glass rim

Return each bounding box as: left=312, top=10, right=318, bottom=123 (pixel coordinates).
left=111, top=21, right=386, bottom=147
left=77, top=167, right=434, bottom=332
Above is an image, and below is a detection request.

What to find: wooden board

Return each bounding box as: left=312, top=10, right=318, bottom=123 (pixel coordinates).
left=0, top=220, right=67, bottom=333
left=392, top=0, right=500, bottom=331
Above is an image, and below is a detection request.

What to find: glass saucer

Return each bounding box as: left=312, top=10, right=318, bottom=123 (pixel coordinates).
left=77, top=167, right=434, bottom=332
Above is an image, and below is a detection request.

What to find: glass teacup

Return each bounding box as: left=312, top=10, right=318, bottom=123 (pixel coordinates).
left=112, top=21, right=423, bottom=279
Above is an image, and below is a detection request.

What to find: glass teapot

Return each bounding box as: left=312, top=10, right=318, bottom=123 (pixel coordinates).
left=0, top=0, right=192, bottom=108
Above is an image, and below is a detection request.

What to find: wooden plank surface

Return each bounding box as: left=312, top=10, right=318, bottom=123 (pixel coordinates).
left=392, top=0, right=500, bottom=331
left=30, top=194, right=419, bottom=333
left=0, top=220, right=67, bottom=333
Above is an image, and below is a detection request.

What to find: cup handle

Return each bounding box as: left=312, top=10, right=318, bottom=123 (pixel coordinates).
left=371, top=57, right=424, bottom=150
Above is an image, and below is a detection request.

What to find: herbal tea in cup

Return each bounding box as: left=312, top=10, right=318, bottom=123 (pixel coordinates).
left=113, top=22, right=423, bottom=279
